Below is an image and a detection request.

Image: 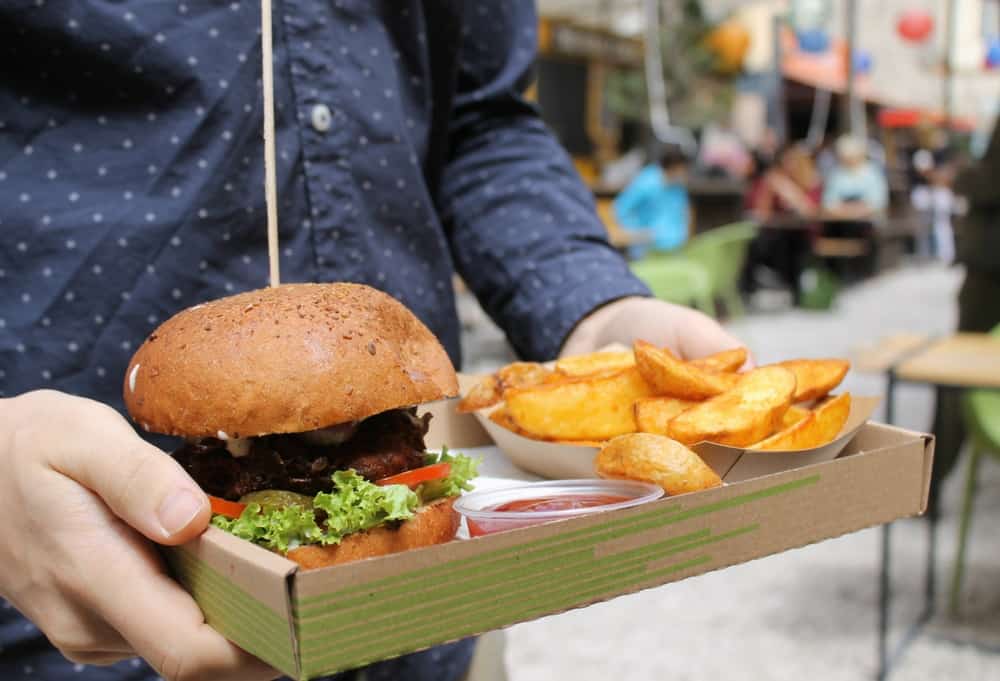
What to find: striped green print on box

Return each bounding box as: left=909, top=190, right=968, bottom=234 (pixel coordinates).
left=295, top=475, right=819, bottom=677
left=165, top=549, right=296, bottom=675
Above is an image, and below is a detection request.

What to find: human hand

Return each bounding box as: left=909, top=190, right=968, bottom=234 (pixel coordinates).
left=561, top=296, right=751, bottom=365
left=0, top=390, right=278, bottom=681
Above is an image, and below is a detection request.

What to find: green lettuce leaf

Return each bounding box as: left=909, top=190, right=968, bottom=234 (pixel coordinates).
left=212, top=470, right=418, bottom=553
left=312, top=470, right=418, bottom=544
left=211, top=503, right=323, bottom=553
left=210, top=451, right=478, bottom=553
left=417, top=447, right=480, bottom=503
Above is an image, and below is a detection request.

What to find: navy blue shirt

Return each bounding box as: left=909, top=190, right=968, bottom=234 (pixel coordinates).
left=0, top=1, right=649, bottom=679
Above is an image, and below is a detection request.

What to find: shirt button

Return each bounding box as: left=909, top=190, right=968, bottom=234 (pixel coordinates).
left=311, top=104, right=332, bottom=132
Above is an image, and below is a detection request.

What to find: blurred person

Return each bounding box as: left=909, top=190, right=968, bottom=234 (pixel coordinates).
left=910, top=130, right=960, bottom=261
left=0, top=3, right=747, bottom=681
left=742, top=143, right=822, bottom=303
left=613, top=146, right=693, bottom=253
left=911, top=160, right=961, bottom=263
left=930, top=121, right=1000, bottom=499
left=821, top=135, right=888, bottom=219
left=746, top=143, right=823, bottom=221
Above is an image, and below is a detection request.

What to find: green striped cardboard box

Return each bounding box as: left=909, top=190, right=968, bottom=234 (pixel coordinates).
left=164, top=420, right=932, bottom=680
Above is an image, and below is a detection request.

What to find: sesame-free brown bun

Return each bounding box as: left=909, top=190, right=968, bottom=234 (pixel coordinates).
left=285, top=497, right=459, bottom=569
left=123, top=283, right=458, bottom=438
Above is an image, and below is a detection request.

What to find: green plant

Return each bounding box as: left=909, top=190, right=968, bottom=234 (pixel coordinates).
left=605, top=0, right=739, bottom=129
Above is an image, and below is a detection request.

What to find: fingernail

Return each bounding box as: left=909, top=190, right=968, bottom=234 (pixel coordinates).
left=157, top=489, right=204, bottom=538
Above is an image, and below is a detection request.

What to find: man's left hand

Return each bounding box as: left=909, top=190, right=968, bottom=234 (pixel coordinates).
left=561, top=297, right=751, bottom=364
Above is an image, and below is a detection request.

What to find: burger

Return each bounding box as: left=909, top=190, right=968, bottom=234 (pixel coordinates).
left=123, top=283, right=477, bottom=569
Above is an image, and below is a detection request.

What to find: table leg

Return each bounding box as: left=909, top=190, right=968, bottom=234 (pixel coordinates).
left=877, top=523, right=891, bottom=681
left=876, top=371, right=897, bottom=681
left=875, top=371, right=938, bottom=681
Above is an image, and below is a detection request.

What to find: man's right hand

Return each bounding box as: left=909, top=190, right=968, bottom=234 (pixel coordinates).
left=0, top=390, right=278, bottom=681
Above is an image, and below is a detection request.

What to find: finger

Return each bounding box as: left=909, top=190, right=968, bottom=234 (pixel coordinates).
left=84, top=532, right=279, bottom=681
left=42, top=398, right=211, bottom=545
left=672, top=311, right=748, bottom=361
left=60, top=651, right=135, bottom=666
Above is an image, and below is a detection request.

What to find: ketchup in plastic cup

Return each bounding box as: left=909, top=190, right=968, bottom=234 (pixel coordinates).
left=455, top=480, right=664, bottom=537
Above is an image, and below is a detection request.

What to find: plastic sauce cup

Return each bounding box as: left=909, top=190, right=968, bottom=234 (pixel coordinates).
left=455, top=479, right=665, bottom=537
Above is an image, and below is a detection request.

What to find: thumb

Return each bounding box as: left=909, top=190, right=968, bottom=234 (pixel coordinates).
left=44, top=397, right=212, bottom=546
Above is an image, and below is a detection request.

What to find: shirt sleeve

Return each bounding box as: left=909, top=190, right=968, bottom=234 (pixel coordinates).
left=436, top=1, right=650, bottom=362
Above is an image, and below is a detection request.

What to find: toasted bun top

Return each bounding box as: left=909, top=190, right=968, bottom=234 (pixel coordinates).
left=123, top=283, right=458, bottom=438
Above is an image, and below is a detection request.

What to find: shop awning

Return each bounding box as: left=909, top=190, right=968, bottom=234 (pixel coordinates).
left=780, top=28, right=876, bottom=100
left=877, top=107, right=977, bottom=132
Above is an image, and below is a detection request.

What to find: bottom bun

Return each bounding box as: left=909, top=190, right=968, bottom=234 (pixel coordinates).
left=286, top=497, right=460, bottom=569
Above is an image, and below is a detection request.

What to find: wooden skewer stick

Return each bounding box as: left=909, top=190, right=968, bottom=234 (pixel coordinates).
left=261, top=0, right=280, bottom=287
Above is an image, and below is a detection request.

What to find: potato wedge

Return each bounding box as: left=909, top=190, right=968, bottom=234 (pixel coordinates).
left=689, top=347, right=748, bottom=373
left=668, top=366, right=796, bottom=447
left=634, top=340, right=739, bottom=400
left=488, top=405, right=521, bottom=432
left=497, top=362, right=554, bottom=391
left=555, top=350, right=635, bottom=377
left=634, top=397, right=698, bottom=435
left=750, top=393, right=852, bottom=451
left=782, top=405, right=811, bottom=429
left=505, top=367, right=655, bottom=441
left=456, top=374, right=503, bottom=413
left=776, top=359, right=849, bottom=402
left=596, top=433, right=722, bottom=495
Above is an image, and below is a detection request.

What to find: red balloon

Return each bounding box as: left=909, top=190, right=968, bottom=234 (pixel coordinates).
left=898, top=10, right=934, bottom=43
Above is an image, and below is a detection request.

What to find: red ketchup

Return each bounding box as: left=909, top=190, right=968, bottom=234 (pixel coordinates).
left=466, top=494, right=632, bottom=537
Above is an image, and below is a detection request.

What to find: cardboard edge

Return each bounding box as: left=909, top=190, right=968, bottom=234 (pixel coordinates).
left=920, top=433, right=935, bottom=515
left=195, top=525, right=302, bottom=678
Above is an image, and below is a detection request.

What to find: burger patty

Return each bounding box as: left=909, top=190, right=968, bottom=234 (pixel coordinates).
left=172, top=408, right=431, bottom=500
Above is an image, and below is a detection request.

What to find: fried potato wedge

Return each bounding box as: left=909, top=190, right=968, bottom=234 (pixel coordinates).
left=777, top=359, right=850, bottom=402
left=555, top=351, right=636, bottom=377
left=505, top=367, right=655, bottom=441
left=596, top=433, right=722, bottom=495
left=667, top=366, right=796, bottom=447
left=488, top=405, right=523, bottom=433
left=634, top=340, right=739, bottom=400
left=490, top=407, right=608, bottom=446
left=497, top=362, right=555, bottom=391
left=750, top=393, right=852, bottom=451
left=634, top=397, right=698, bottom=435
left=782, top=405, right=811, bottom=429
left=456, top=374, right=503, bottom=414
left=689, top=347, right=748, bottom=373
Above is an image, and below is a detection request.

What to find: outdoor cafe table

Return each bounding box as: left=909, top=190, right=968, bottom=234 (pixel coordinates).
left=856, top=332, right=1000, bottom=680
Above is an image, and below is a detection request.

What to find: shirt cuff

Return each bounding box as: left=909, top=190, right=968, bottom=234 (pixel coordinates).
left=501, top=249, right=652, bottom=361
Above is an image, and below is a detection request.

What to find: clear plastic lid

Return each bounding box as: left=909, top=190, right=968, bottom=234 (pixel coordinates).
left=455, top=479, right=665, bottom=537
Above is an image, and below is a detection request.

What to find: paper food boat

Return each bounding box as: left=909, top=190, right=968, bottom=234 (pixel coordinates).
left=475, top=396, right=881, bottom=483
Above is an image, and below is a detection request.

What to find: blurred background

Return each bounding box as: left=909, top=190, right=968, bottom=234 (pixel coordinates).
left=456, top=1, right=1000, bottom=679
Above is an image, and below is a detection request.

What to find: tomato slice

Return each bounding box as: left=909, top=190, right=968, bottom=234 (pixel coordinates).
left=376, top=462, right=451, bottom=488
left=209, top=495, right=247, bottom=519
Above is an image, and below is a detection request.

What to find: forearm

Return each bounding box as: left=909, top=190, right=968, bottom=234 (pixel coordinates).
left=440, top=114, right=648, bottom=360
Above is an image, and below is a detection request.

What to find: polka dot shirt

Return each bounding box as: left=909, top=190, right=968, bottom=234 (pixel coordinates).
left=0, top=2, right=649, bottom=680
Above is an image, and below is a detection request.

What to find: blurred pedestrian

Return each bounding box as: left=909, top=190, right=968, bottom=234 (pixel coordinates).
left=821, top=135, right=888, bottom=219
left=613, top=146, right=693, bottom=253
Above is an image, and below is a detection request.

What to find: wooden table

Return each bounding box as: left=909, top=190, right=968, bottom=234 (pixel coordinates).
left=857, top=333, right=1000, bottom=680
left=894, top=334, right=1000, bottom=388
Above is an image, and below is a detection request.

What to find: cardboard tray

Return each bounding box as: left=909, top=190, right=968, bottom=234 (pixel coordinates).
left=163, top=402, right=933, bottom=681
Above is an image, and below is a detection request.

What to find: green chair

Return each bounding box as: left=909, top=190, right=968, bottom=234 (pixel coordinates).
left=949, top=323, right=1000, bottom=614
left=630, top=257, right=714, bottom=316
left=679, top=221, right=758, bottom=318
